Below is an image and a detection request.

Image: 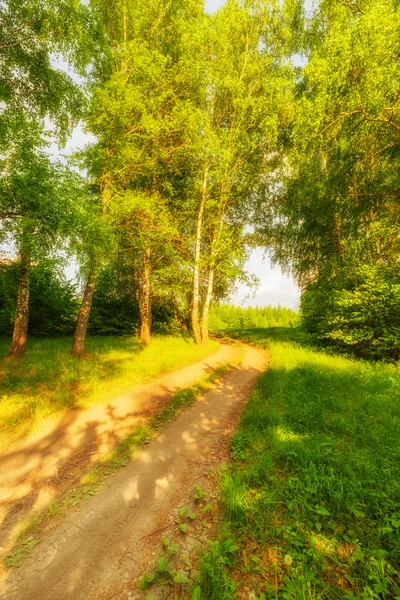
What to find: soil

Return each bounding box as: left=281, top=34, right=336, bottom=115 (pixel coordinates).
left=0, top=343, right=266, bottom=600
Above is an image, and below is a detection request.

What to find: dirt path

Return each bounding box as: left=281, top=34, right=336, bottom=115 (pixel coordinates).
left=0, top=344, right=266, bottom=600
left=0, top=343, right=238, bottom=551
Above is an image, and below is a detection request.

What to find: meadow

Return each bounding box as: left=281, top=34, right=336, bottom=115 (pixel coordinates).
left=0, top=335, right=219, bottom=451
left=199, top=328, right=400, bottom=599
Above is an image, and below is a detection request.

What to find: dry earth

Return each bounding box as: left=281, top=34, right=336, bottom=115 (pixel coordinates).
left=0, top=343, right=238, bottom=552
left=0, top=344, right=266, bottom=600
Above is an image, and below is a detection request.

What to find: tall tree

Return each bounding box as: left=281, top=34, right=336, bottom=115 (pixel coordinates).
left=189, top=0, right=296, bottom=344
left=0, top=123, right=83, bottom=357
left=0, top=0, right=101, bottom=357
left=260, top=0, right=400, bottom=358
left=265, top=0, right=400, bottom=285
left=70, top=188, right=114, bottom=356
left=85, top=0, right=203, bottom=344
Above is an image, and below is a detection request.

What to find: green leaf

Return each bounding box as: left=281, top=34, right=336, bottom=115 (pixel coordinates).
left=156, top=554, right=170, bottom=573
left=315, top=505, right=331, bottom=516
left=173, top=572, right=190, bottom=584
left=192, top=586, right=201, bottom=600
left=179, top=523, right=188, bottom=533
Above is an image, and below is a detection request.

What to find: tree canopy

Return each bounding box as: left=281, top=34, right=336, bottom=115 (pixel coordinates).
left=1, top=0, right=400, bottom=360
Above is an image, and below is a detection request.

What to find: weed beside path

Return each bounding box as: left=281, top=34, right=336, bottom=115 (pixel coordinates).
left=0, top=335, right=219, bottom=450
left=198, top=328, right=400, bottom=599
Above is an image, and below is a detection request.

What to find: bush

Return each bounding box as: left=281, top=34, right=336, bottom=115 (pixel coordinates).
left=301, top=265, right=400, bottom=360
left=0, top=262, right=79, bottom=337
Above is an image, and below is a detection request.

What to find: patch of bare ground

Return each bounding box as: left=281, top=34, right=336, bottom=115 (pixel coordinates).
left=0, top=343, right=238, bottom=564
left=0, top=344, right=267, bottom=600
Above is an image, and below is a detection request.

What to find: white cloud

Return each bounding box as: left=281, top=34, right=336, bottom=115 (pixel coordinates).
left=230, top=248, right=300, bottom=309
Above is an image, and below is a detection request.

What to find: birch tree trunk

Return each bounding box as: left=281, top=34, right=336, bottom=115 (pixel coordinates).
left=201, top=265, right=215, bottom=344
left=200, top=205, right=224, bottom=345
left=139, top=248, right=152, bottom=345
left=71, top=264, right=99, bottom=357
left=192, top=164, right=209, bottom=345
left=7, top=252, right=30, bottom=359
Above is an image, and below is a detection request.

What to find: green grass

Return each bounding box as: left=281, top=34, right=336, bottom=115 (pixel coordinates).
left=0, top=335, right=219, bottom=450
left=198, top=328, right=400, bottom=600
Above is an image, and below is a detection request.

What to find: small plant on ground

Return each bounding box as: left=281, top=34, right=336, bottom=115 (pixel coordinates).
left=139, top=537, right=191, bottom=591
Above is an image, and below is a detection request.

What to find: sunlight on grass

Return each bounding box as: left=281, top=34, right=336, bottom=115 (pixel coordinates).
left=274, top=425, right=308, bottom=443
left=0, top=335, right=219, bottom=450
left=198, top=328, right=400, bottom=599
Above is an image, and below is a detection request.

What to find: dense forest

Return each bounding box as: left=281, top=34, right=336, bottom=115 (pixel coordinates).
left=1, top=0, right=400, bottom=359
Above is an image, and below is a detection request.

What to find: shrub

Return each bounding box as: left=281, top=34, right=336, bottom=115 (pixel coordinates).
left=301, top=265, right=400, bottom=360
left=0, top=263, right=79, bottom=337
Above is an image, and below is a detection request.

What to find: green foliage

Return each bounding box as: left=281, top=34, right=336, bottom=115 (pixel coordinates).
left=209, top=304, right=299, bottom=331
left=88, top=267, right=140, bottom=335
left=0, top=0, right=98, bottom=143
left=260, top=0, right=400, bottom=360
left=0, top=123, right=84, bottom=251
left=199, top=538, right=239, bottom=600
left=88, top=266, right=184, bottom=336
left=197, top=329, right=400, bottom=598
left=301, top=266, right=400, bottom=360
left=0, top=262, right=78, bottom=337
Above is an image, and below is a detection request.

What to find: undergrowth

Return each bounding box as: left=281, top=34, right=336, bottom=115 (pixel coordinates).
left=197, top=328, right=400, bottom=599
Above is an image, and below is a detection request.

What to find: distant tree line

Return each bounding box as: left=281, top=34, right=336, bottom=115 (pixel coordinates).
left=209, top=304, right=299, bottom=331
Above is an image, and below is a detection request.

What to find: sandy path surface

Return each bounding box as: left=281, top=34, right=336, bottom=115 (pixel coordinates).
left=0, top=344, right=266, bottom=600
left=0, top=343, right=239, bottom=551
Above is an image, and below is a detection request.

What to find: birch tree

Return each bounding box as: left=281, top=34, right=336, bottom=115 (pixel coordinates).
left=190, top=0, right=296, bottom=344
left=0, top=123, right=83, bottom=357
left=85, top=0, right=203, bottom=344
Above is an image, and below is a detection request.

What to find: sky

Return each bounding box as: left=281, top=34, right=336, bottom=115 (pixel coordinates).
left=205, top=0, right=225, bottom=10
left=62, top=0, right=301, bottom=309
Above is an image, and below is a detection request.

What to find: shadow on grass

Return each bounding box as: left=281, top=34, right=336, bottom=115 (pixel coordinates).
left=0, top=336, right=146, bottom=445
left=200, top=329, right=400, bottom=599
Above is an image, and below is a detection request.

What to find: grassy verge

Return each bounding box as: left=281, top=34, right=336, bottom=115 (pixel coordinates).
left=198, top=328, right=400, bottom=599
left=0, top=335, right=219, bottom=450
left=4, top=360, right=237, bottom=570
